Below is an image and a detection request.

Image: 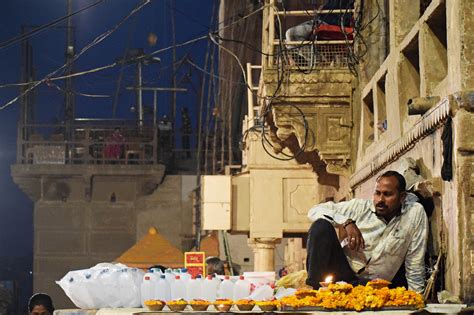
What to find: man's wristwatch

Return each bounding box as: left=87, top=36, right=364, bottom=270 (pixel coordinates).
left=342, top=219, right=356, bottom=228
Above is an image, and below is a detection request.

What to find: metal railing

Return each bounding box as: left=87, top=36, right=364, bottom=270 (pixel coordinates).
left=263, top=1, right=354, bottom=70
left=16, top=120, right=198, bottom=165
left=274, top=40, right=352, bottom=69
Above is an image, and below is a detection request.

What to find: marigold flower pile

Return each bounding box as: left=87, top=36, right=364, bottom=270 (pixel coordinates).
left=213, top=298, right=233, bottom=305
left=255, top=299, right=280, bottom=307
left=144, top=299, right=164, bottom=306
left=234, top=299, right=255, bottom=305
left=189, top=299, right=211, bottom=305
left=166, top=299, right=188, bottom=305
left=280, top=283, right=424, bottom=311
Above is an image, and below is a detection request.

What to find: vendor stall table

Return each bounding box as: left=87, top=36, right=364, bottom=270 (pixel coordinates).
left=54, top=304, right=470, bottom=315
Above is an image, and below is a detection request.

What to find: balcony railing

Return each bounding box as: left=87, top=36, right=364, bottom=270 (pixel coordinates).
left=273, top=40, right=352, bottom=69
left=16, top=120, right=197, bottom=165
left=263, top=1, right=354, bottom=70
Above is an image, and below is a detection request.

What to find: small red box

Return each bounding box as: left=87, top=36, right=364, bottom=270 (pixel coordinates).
left=185, top=252, right=205, bottom=264
left=185, top=252, right=206, bottom=277
left=186, top=265, right=205, bottom=278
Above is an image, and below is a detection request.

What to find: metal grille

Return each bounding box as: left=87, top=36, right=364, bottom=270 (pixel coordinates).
left=274, top=42, right=351, bottom=69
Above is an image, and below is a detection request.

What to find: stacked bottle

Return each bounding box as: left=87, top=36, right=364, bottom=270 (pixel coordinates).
left=202, top=275, right=219, bottom=301
left=155, top=274, right=171, bottom=301
left=140, top=271, right=158, bottom=306
left=233, top=275, right=251, bottom=300
left=170, top=275, right=187, bottom=300
left=218, top=276, right=234, bottom=299
left=186, top=275, right=202, bottom=300
left=179, top=268, right=191, bottom=282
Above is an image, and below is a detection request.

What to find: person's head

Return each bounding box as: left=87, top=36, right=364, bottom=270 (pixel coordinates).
left=206, top=256, right=225, bottom=275
left=28, top=293, right=54, bottom=315
left=149, top=265, right=167, bottom=273
left=181, top=107, right=188, bottom=114
left=278, top=267, right=288, bottom=278
left=373, top=171, right=407, bottom=221
left=113, top=127, right=121, bottom=134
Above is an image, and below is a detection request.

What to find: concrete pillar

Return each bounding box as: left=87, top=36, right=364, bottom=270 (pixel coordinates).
left=248, top=238, right=281, bottom=272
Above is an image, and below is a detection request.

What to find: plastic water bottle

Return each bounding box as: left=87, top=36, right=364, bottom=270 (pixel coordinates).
left=165, top=269, right=175, bottom=284
left=140, top=273, right=155, bottom=306
left=150, top=267, right=164, bottom=276
left=202, top=275, right=218, bottom=302
left=170, top=275, right=187, bottom=300
left=155, top=274, right=171, bottom=301
left=218, top=276, right=234, bottom=299
left=179, top=268, right=191, bottom=283
left=186, top=275, right=202, bottom=301
left=233, top=275, right=251, bottom=300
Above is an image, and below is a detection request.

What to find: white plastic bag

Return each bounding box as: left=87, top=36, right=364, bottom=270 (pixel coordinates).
left=249, top=284, right=274, bottom=301
left=274, top=287, right=296, bottom=299
left=57, top=263, right=144, bottom=308
left=243, top=272, right=275, bottom=286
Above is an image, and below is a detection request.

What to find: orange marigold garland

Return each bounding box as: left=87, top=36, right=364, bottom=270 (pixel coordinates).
left=279, top=282, right=424, bottom=311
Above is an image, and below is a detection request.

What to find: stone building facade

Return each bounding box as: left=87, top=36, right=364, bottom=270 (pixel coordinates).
left=208, top=0, right=473, bottom=302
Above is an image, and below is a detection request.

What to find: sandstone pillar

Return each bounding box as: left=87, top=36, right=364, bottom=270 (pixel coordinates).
left=248, top=238, right=281, bottom=272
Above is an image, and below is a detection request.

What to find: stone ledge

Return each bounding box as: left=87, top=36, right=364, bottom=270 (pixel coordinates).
left=11, top=163, right=166, bottom=177
left=350, top=96, right=452, bottom=189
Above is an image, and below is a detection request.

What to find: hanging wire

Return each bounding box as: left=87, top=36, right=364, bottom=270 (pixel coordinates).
left=0, top=0, right=151, bottom=112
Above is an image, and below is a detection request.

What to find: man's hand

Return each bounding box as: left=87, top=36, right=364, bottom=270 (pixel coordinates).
left=344, top=222, right=365, bottom=251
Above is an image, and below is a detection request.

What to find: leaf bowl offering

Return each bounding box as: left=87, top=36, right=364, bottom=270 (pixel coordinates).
left=235, top=299, right=255, bottom=311
left=144, top=299, right=165, bottom=311
left=189, top=299, right=211, bottom=311
left=166, top=299, right=188, bottom=311
left=214, top=299, right=233, bottom=312
left=256, top=300, right=279, bottom=312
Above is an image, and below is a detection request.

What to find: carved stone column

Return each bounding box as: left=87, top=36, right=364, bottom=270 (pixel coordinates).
left=248, top=238, right=281, bottom=272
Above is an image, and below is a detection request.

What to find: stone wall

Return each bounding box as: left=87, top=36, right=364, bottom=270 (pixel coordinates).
left=32, top=173, right=196, bottom=309
left=351, top=0, right=473, bottom=300
left=136, top=175, right=196, bottom=251
left=34, top=201, right=136, bottom=308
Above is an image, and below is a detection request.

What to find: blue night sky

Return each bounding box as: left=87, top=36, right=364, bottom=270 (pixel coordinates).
left=0, top=0, right=215, bottom=291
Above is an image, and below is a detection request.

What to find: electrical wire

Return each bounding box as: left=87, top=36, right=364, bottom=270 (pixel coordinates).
left=0, top=3, right=270, bottom=92
left=0, top=0, right=105, bottom=51
left=0, top=0, right=151, bottom=111
left=0, top=63, right=118, bottom=88
left=45, top=80, right=111, bottom=98
left=232, top=0, right=383, bottom=161
left=186, top=58, right=245, bottom=86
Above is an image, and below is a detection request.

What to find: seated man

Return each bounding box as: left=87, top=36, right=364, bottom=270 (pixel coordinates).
left=306, top=171, right=428, bottom=293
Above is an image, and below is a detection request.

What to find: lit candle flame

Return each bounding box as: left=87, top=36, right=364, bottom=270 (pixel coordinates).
left=324, top=275, right=333, bottom=283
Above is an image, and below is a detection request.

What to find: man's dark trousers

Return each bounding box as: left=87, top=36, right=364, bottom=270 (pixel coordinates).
left=306, top=219, right=358, bottom=288
left=306, top=219, right=407, bottom=289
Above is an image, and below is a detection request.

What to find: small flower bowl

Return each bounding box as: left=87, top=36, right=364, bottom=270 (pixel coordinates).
left=214, top=303, right=232, bottom=312
left=166, top=302, right=187, bottom=312
left=146, top=304, right=165, bottom=311
left=236, top=304, right=255, bottom=311
left=258, top=304, right=277, bottom=312
left=189, top=299, right=211, bottom=311
left=190, top=304, right=210, bottom=311
left=144, top=300, right=165, bottom=311
left=167, top=304, right=187, bottom=312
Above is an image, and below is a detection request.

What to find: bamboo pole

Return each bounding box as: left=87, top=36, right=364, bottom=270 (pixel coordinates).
left=170, top=0, right=177, bottom=155
left=204, top=44, right=216, bottom=174
left=194, top=1, right=215, bottom=250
